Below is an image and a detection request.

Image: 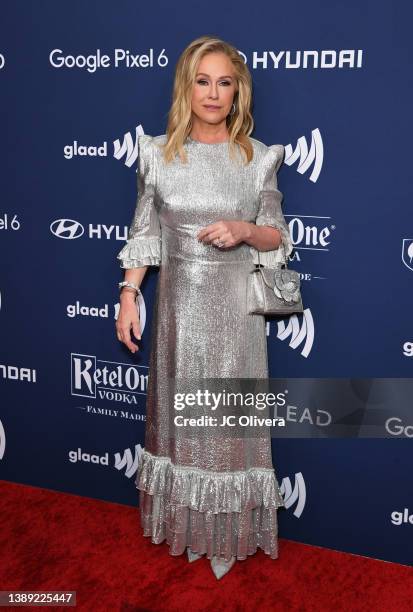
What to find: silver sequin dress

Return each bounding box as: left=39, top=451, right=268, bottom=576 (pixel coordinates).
left=117, top=133, right=293, bottom=562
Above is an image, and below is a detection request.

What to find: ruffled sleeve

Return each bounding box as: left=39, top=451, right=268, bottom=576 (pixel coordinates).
left=250, top=143, right=293, bottom=267
left=117, top=134, right=161, bottom=268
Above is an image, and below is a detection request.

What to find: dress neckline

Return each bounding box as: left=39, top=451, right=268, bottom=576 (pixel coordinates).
left=186, top=135, right=229, bottom=145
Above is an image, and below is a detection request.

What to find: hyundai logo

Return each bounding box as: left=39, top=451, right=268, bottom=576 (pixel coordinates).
left=50, top=219, right=85, bottom=239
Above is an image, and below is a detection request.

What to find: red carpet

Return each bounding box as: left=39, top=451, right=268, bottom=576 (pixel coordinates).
left=0, top=480, right=412, bottom=611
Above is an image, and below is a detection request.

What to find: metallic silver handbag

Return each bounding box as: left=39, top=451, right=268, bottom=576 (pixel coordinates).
left=247, top=249, right=303, bottom=316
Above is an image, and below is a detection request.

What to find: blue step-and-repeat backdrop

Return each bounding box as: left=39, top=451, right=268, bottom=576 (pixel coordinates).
left=0, top=2, right=412, bottom=566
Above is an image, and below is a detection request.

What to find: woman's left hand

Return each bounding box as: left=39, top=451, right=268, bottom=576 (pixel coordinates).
left=197, top=220, right=250, bottom=249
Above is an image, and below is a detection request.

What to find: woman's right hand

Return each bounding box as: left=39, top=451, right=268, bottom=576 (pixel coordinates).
left=116, top=291, right=141, bottom=353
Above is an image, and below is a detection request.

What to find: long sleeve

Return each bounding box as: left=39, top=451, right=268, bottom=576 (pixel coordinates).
left=117, top=134, right=162, bottom=268
left=250, top=143, right=293, bottom=267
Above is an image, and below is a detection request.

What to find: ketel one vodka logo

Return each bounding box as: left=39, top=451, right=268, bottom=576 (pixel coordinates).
left=71, top=353, right=148, bottom=402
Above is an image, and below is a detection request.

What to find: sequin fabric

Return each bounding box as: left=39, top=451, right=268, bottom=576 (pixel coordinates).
left=117, top=133, right=292, bottom=562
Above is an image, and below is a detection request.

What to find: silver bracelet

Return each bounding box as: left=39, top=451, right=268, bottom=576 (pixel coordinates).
left=118, top=281, right=142, bottom=296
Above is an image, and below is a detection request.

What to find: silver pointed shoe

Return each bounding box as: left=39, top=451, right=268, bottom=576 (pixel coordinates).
left=186, top=547, right=203, bottom=563
left=210, top=555, right=236, bottom=579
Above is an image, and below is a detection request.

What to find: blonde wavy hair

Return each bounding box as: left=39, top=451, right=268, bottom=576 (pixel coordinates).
left=159, top=36, right=255, bottom=165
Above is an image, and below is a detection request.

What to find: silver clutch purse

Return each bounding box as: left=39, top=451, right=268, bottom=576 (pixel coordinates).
left=247, top=250, right=303, bottom=316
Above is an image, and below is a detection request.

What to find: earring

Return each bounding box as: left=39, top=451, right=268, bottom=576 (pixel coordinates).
left=229, top=102, right=236, bottom=116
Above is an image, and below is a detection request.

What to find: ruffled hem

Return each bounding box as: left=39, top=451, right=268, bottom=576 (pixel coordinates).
left=117, top=236, right=161, bottom=268
left=136, top=449, right=285, bottom=513
left=139, top=490, right=281, bottom=561
left=135, top=449, right=285, bottom=561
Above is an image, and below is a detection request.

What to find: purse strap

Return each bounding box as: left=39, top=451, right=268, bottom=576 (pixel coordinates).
left=256, top=239, right=287, bottom=269
left=256, top=246, right=287, bottom=291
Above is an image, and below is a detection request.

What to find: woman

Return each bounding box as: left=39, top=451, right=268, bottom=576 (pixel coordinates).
left=115, top=36, right=292, bottom=580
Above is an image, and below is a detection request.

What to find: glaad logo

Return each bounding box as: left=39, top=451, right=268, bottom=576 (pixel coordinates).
left=68, top=447, right=109, bottom=465
left=66, top=294, right=147, bottom=331
left=114, top=126, right=144, bottom=168
left=114, top=443, right=144, bottom=478
left=274, top=309, right=314, bottom=358
left=0, top=419, right=5, bottom=460
left=390, top=508, right=413, bottom=525
left=68, top=443, right=144, bottom=478
left=71, top=353, right=148, bottom=402
left=402, top=341, right=413, bottom=357
left=67, top=301, right=109, bottom=318
left=284, top=129, right=323, bottom=183
left=401, top=239, right=413, bottom=272
left=50, top=219, right=127, bottom=241
left=279, top=472, right=306, bottom=518
left=0, top=54, right=5, bottom=69
left=64, top=141, right=107, bottom=159
left=63, top=125, right=144, bottom=168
